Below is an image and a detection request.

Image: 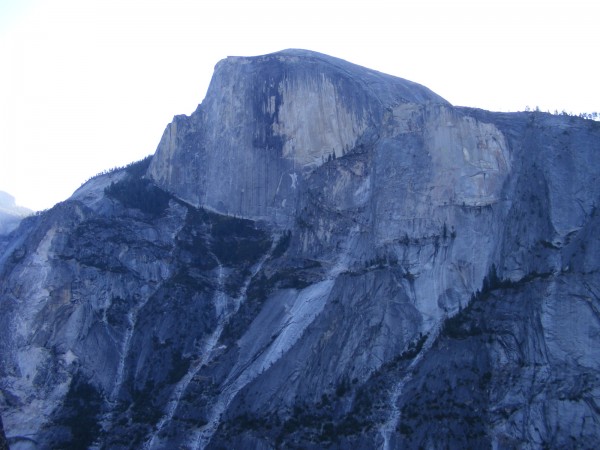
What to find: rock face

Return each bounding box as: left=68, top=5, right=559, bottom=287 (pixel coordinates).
left=147, top=49, right=447, bottom=225
left=1, top=50, right=599, bottom=449
left=0, top=415, right=8, bottom=450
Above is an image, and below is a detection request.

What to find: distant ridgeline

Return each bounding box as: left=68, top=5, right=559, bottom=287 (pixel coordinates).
left=524, top=106, right=599, bottom=120
left=0, top=190, right=32, bottom=235
left=80, top=154, right=154, bottom=187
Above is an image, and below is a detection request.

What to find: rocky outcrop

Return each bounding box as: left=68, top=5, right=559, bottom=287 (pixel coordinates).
left=147, top=49, right=447, bottom=226
left=1, top=50, right=599, bottom=449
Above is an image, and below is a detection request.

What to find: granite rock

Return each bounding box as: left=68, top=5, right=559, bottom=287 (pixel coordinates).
left=1, top=50, right=599, bottom=449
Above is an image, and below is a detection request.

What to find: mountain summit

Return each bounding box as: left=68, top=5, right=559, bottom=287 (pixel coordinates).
left=1, top=50, right=599, bottom=449
left=147, top=49, right=448, bottom=224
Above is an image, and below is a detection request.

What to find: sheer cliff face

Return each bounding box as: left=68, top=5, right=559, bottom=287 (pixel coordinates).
left=1, top=50, right=600, bottom=450
left=147, top=50, right=447, bottom=224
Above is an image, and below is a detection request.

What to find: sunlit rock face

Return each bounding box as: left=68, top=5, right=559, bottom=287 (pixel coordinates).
left=1, top=50, right=600, bottom=450
left=147, top=49, right=447, bottom=225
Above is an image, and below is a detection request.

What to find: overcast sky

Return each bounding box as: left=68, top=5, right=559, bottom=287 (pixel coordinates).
left=1, top=0, right=597, bottom=211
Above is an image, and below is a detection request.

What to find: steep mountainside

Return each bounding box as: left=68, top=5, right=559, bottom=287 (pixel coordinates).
left=1, top=50, right=599, bottom=450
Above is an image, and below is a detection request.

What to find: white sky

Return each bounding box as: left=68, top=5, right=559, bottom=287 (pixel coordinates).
left=1, top=0, right=598, bottom=211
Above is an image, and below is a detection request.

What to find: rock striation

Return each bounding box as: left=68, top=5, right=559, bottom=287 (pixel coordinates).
left=0, top=50, right=599, bottom=449
left=147, top=49, right=447, bottom=225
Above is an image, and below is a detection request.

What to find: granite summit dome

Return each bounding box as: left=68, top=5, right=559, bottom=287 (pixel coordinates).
left=1, top=51, right=599, bottom=449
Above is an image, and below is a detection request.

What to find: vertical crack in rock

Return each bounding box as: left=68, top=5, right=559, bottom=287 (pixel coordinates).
left=191, top=226, right=359, bottom=450
left=145, top=239, right=277, bottom=449
left=379, top=317, right=445, bottom=449
left=100, top=288, right=155, bottom=434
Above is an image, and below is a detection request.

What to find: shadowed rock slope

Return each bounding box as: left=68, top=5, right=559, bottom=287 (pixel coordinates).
left=1, top=50, right=599, bottom=449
